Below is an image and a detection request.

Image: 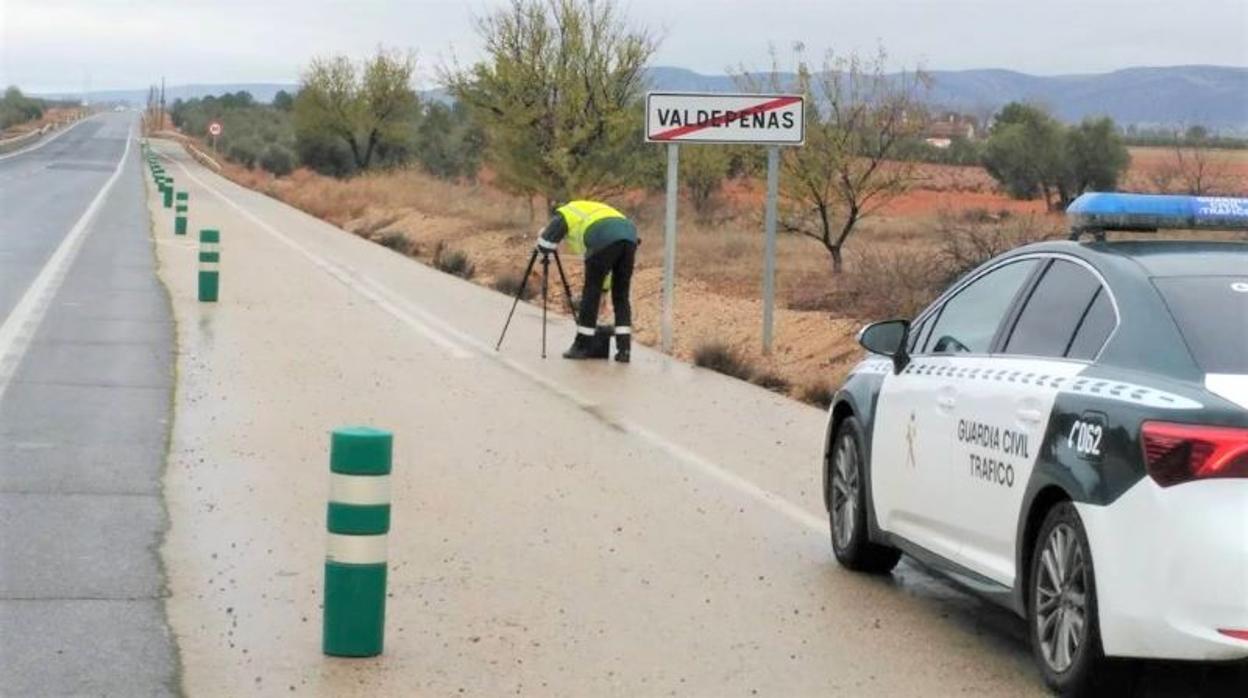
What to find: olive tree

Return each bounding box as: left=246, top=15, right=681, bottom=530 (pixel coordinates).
left=444, top=0, right=657, bottom=209
left=294, top=47, right=419, bottom=172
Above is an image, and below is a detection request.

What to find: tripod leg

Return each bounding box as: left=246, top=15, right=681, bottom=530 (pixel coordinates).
left=495, top=249, right=539, bottom=351
left=552, top=249, right=577, bottom=316
left=541, top=253, right=550, bottom=359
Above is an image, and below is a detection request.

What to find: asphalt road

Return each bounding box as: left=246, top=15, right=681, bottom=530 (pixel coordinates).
left=148, top=140, right=1247, bottom=697
left=146, top=140, right=1049, bottom=696
left=0, top=113, right=178, bottom=695
left=0, top=119, right=1240, bottom=696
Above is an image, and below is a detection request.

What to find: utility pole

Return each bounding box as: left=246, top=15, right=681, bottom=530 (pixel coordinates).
left=159, top=77, right=166, bottom=131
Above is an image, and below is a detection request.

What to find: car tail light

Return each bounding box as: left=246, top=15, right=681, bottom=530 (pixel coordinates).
left=1219, top=629, right=1248, bottom=642
left=1141, top=421, right=1248, bottom=487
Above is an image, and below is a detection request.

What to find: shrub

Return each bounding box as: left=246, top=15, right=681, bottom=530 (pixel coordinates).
left=751, top=371, right=790, bottom=393
left=375, top=232, right=417, bottom=256
left=789, top=247, right=946, bottom=320
left=491, top=270, right=536, bottom=300
left=259, top=144, right=295, bottom=176
left=936, top=212, right=1063, bottom=284
left=800, top=382, right=835, bottom=409
left=295, top=132, right=357, bottom=177
left=692, top=341, right=755, bottom=382
left=433, top=242, right=475, bottom=279
left=226, top=139, right=260, bottom=168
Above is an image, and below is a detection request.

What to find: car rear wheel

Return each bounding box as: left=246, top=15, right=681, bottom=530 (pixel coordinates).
left=1029, top=502, right=1107, bottom=696
left=829, top=416, right=901, bottom=574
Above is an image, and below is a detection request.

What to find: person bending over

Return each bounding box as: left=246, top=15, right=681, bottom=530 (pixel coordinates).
left=535, top=200, right=638, bottom=362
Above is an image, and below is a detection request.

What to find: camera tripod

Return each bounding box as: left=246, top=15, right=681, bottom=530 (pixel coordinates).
left=495, top=247, right=577, bottom=358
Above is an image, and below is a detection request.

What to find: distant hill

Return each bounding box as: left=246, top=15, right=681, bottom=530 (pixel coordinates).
left=647, top=65, right=1248, bottom=134
left=49, top=65, right=1248, bottom=133
left=38, top=83, right=297, bottom=107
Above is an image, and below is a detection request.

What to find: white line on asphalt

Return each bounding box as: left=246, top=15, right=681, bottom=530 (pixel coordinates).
left=165, top=155, right=474, bottom=360
left=165, top=149, right=826, bottom=537
left=0, top=115, right=94, bottom=161
left=0, top=126, right=133, bottom=402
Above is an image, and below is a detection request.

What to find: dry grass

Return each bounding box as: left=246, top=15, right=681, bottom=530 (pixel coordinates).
left=491, top=269, right=537, bottom=301
left=800, top=382, right=835, bottom=409
left=433, top=242, right=476, bottom=279
left=191, top=137, right=1091, bottom=406
left=692, top=340, right=756, bottom=382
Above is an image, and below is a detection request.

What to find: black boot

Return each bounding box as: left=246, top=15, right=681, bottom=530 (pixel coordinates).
left=562, top=335, right=594, bottom=360
left=615, top=333, right=631, bottom=363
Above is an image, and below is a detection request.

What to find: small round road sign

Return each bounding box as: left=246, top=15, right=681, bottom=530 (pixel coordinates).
left=208, top=121, right=222, bottom=137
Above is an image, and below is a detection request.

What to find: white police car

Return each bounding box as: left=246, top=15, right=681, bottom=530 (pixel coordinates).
left=822, top=194, right=1248, bottom=694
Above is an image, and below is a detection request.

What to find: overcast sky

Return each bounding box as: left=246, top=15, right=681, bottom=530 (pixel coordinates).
left=2, top=0, right=1246, bottom=93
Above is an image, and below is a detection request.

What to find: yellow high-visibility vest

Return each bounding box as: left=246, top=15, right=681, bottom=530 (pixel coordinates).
left=556, top=200, right=626, bottom=256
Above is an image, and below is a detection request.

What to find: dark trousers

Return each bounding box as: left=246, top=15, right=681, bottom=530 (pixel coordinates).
left=577, top=240, right=636, bottom=331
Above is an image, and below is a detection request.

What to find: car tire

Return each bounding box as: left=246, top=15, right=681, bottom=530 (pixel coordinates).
left=1028, top=502, right=1108, bottom=696
left=828, top=415, right=901, bottom=574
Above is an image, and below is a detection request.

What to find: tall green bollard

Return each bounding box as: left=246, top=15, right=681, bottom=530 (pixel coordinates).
left=174, top=192, right=188, bottom=236
left=323, top=427, right=392, bottom=657
left=198, top=229, right=220, bottom=302
left=162, top=178, right=175, bottom=208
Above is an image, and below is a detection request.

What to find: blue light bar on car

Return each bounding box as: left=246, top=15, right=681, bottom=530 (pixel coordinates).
left=1067, top=192, right=1248, bottom=233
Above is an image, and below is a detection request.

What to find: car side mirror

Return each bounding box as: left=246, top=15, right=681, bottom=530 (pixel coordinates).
left=857, top=319, right=911, bottom=373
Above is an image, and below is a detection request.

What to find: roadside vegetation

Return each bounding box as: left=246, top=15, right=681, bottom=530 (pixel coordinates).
left=147, top=0, right=1248, bottom=407
left=0, top=86, right=80, bottom=136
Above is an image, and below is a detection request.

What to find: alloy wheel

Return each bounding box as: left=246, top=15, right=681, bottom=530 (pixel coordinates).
left=831, top=433, right=860, bottom=551
left=1034, top=523, right=1089, bottom=673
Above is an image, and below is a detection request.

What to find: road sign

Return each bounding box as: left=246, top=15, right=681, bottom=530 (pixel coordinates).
left=646, top=92, right=805, bottom=355
left=646, top=92, right=804, bottom=145
left=208, top=121, right=222, bottom=137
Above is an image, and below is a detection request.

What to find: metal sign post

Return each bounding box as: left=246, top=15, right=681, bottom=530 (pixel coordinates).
left=662, top=143, right=679, bottom=353
left=645, top=92, right=804, bottom=355
left=208, top=121, right=222, bottom=152
left=762, top=146, right=780, bottom=353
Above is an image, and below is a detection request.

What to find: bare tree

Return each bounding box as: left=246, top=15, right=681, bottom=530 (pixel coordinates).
left=738, top=45, right=931, bottom=273
left=1150, top=127, right=1237, bottom=195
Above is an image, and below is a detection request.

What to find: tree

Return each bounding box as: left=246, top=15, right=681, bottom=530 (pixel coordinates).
left=414, top=100, right=485, bottom=180
left=983, top=104, right=1130, bottom=209
left=0, top=86, right=44, bottom=130
left=444, top=0, right=657, bottom=209
left=294, top=47, right=419, bottom=172
left=982, top=103, right=1067, bottom=207
left=272, top=90, right=294, bottom=111
left=1061, top=117, right=1130, bottom=200
left=1151, top=126, right=1236, bottom=195
left=680, top=145, right=733, bottom=220
left=737, top=45, right=931, bottom=273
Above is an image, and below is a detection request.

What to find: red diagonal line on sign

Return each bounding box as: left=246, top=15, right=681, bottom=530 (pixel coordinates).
left=651, top=96, right=801, bottom=141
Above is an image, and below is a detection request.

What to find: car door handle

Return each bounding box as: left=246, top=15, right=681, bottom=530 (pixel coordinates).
left=937, top=395, right=956, bottom=410
left=1017, top=408, right=1044, bottom=424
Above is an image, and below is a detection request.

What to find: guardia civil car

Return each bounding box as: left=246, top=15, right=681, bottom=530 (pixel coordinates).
left=822, top=193, right=1248, bottom=694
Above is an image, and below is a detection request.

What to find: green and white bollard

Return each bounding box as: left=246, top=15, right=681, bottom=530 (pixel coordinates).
left=323, top=427, right=392, bottom=657
left=198, top=229, right=220, bottom=302
left=174, top=192, right=188, bottom=236
left=162, top=178, right=174, bottom=208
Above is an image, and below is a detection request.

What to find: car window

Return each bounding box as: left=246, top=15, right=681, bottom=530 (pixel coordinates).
left=1004, top=260, right=1106, bottom=359
left=1065, top=288, right=1115, bottom=360
left=1154, top=276, right=1248, bottom=374
left=926, top=259, right=1039, bottom=354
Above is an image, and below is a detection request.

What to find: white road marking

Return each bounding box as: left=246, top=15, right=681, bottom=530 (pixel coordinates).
left=0, top=115, right=94, bottom=162
left=166, top=158, right=473, bottom=359
left=164, top=147, right=826, bottom=538
left=0, top=127, right=133, bottom=403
